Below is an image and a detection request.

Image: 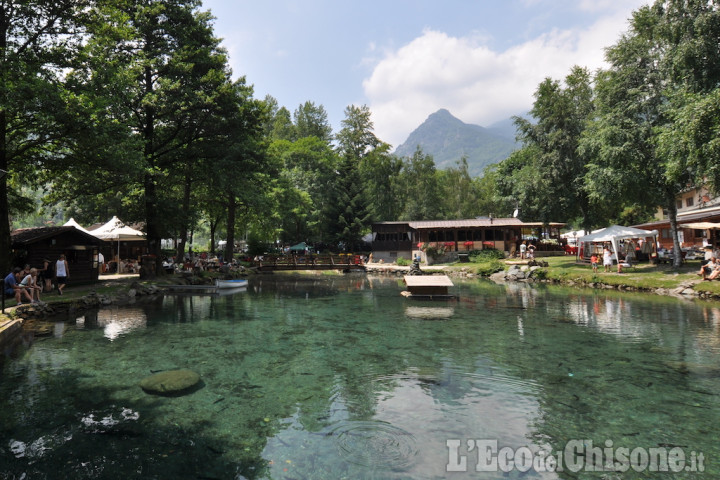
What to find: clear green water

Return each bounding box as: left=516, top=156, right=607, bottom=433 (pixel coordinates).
left=1, top=275, right=719, bottom=479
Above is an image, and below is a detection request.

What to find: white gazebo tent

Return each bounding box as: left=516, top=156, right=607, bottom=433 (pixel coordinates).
left=577, top=225, right=659, bottom=262
left=63, top=217, right=91, bottom=234
left=89, top=216, right=146, bottom=264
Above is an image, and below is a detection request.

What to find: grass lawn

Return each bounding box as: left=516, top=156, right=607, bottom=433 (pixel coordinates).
left=531, top=256, right=720, bottom=293
left=448, top=254, right=720, bottom=295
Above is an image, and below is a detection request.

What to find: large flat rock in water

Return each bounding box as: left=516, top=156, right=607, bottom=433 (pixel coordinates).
left=139, top=369, right=201, bottom=395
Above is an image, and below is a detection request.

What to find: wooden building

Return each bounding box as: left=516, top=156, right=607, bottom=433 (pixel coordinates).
left=11, top=226, right=105, bottom=284
left=371, top=218, right=565, bottom=263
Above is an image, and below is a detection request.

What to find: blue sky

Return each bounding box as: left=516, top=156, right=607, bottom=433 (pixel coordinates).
left=201, top=0, right=647, bottom=148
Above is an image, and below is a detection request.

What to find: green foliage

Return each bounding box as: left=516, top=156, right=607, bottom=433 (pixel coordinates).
left=582, top=0, right=720, bottom=267
left=397, top=147, right=443, bottom=220
left=473, top=259, right=504, bottom=276
left=503, top=66, right=599, bottom=229
left=422, top=243, right=446, bottom=260
left=293, top=101, right=333, bottom=144
left=246, top=234, right=267, bottom=257
left=395, top=257, right=410, bottom=266
left=533, top=268, right=548, bottom=280
left=468, top=249, right=505, bottom=262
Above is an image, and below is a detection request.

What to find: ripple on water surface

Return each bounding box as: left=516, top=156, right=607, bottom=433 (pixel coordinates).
left=329, top=420, right=418, bottom=469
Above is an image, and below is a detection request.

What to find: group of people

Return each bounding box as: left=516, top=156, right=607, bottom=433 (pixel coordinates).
left=589, top=246, right=634, bottom=273
left=3, top=255, right=70, bottom=305
left=518, top=241, right=536, bottom=259
left=699, top=247, right=720, bottom=280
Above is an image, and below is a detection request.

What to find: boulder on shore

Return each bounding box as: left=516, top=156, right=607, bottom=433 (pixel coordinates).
left=139, top=369, right=201, bottom=395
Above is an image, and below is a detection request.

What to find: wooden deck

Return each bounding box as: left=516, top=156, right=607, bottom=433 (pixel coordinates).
left=255, top=254, right=366, bottom=272
left=402, top=275, right=456, bottom=299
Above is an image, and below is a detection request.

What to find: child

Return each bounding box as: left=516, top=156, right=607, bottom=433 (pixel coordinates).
left=590, top=253, right=598, bottom=273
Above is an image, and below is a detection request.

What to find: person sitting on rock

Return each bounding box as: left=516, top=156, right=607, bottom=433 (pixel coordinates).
left=19, top=267, right=42, bottom=302
left=705, top=258, right=720, bottom=280
left=4, top=267, right=34, bottom=305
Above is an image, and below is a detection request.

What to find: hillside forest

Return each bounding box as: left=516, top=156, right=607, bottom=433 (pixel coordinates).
left=3, top=0, right=720, bottom=273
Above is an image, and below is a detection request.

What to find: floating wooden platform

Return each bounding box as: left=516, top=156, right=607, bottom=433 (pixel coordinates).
left=402, top=275, right=456, bottom=300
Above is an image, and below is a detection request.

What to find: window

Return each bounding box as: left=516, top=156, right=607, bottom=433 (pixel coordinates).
left=676, top=199, right=683, bottom=210
left=686, top=197, right=694, bottom=207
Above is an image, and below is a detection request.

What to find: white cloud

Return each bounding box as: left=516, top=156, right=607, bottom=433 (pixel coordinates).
left=365, top=5, right=643, bottom=148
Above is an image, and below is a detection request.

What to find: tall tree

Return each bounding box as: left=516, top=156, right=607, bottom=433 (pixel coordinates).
left=331, top=105, right=379, bottom=250
left=438, top=158, right=482, bottom=219
left=513, top=66, right=597, bottom=228
left=0, top=0, right=91, bottom=273
left=293, top=101, right=332, bottom=144
left=55, top=0, right=235, bottom=274
left=358, top=143, right=402, bottom=222
left=271, top=136, right=338, bottom=243
left=397, top=147, right=443, bottom=221
left=584, top=0, right=720, bottom=267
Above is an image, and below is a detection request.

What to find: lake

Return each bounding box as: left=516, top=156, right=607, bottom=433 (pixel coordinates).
left=0, top=274, right=718, bottom=479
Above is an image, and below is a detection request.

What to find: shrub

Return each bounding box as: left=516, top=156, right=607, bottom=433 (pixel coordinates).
left=533, top=268, right=548, bottom=280
left=396, top=257, right=410, bottom=266
left=474, top=259, right=504, bottom=276
left=423, top=244, right=446, bottom=260
left=469, top=249, right=505, bottom=262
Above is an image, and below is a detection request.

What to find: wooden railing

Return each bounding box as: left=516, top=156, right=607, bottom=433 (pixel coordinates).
left=254, top=254, right=366, bottom=271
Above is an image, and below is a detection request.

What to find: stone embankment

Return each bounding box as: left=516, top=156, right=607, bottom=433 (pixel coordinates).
left=13, top=282, right=163, bottom=320
left=491, top=264, right=714, bottom=300
left=489, top=264, right=545, bottom=283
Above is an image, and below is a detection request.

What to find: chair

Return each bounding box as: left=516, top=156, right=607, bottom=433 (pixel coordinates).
left=619, top=256, right=637, bottom=272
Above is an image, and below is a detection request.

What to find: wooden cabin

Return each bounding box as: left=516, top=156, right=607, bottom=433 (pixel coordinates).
left=11, top=226, right=104, bottom=284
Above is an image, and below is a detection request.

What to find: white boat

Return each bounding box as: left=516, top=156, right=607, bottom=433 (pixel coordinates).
left=215, top=279, right=249, bottom=289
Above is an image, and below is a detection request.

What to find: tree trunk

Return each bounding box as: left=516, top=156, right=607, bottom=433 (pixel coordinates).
left=225, top=193, right=236, bottom=261
left=209, top=216, right=218, bottom=255
left=666, top=197, right=683, bottom=269
left=0, top=5, right=10, bottom=275
left=176, top=165, right=192, bottom=263
left=141, top=62, right=163, bottom=278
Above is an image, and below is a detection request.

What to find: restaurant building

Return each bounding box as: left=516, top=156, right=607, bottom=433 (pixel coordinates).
left=371, top=218, right=565, bottom=263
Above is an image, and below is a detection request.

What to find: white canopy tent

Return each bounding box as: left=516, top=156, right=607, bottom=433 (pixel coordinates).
left=577, top=225, right=659, bottom=262
left=63, top=217, right=92, bottom=234
left=90, top=216, right=144, bottom=240
left=88, top=216, right=145, bottom=264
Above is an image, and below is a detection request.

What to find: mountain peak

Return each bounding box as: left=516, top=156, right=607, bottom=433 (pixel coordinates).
left=394, top=109, right=518, bottom=176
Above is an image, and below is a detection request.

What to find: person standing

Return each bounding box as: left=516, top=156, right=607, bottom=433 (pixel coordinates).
left=98, top=252, right=105, bottom=274
left=603, top=246, right=613, bottom=272
left=520, top=241, right=527, bottom=259
left=55, top=254, right=69, bottom=295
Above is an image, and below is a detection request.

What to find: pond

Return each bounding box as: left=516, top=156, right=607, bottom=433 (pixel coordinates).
left=0, top=275, right=718, bottom=479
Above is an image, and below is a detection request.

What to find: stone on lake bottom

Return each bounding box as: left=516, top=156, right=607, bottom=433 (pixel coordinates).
left=139, top=369, right=201, bottom=395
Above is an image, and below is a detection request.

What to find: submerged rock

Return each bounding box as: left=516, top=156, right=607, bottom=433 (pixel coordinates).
left=139, top=369, right=201, bottom=395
